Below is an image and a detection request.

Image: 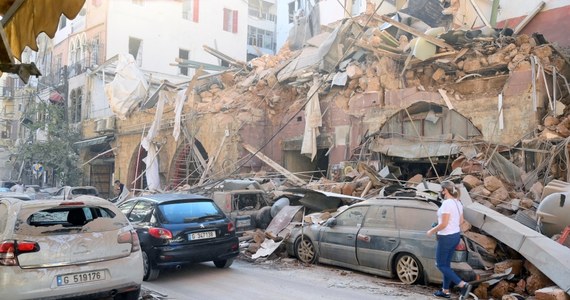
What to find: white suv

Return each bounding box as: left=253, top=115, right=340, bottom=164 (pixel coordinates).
left=0, top=196, right=143, bottom=300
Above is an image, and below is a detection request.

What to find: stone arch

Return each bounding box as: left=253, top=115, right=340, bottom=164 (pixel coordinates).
left=167, top=139, right=209, bottom=190
left=127, top=145, right=148, bottom=192
left=369, top=101, right=482, bottom=179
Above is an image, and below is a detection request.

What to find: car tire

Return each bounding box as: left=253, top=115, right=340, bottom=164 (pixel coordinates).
left=113, top=287, right=141, bottom=300
left=395, top=253, right=423, bottom=285
left=142, top=250, right=160, bottom=281
left=295, top=236, right=317, bottom=264
left=214, top=258, right=234, bottom=268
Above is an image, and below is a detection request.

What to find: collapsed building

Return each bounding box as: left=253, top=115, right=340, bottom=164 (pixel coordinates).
left=76, top=2, right=570, bottom=299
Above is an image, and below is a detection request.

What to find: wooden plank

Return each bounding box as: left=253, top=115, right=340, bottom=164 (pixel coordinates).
left=377, top=15, right=454, bottom=50
left=242, top=143, right=306, bottom=186
left=514, top=1, right=546, bottom=34
left=438, top=88, right=455, bottom=110
left=355, top=42, right=407, bottom=60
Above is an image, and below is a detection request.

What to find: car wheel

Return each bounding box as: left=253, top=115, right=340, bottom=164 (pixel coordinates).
left=395, top=253, right=423, bottom=284
left=142, top=250, right=160, bottom=281
left=113, top=287, right=141, bottom=300
left=295, top=236, right=317, bottom=264
left=214, top=258, right=234, bottom=268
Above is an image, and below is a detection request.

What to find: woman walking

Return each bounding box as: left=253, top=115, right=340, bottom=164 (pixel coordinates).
left=427, top=180, right=471, bottom=298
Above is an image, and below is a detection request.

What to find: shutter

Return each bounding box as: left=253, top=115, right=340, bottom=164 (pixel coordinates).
left=232, top=10, right=238, bottom=33
left=193, top=0, right=199, bottom=22
left=223, top=8, right=228, bottom=31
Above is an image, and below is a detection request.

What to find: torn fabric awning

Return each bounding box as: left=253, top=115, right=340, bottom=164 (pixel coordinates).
left=73, top=136, right=114, bottom=149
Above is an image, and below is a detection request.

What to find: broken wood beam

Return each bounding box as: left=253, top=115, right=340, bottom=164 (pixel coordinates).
left=242, top=143, right=306, bottom=186
left=203, top=45, right=249, bottom=70
left=514, top=1, right=546, bottom=35
left=377, top=15, right=454, bottom=50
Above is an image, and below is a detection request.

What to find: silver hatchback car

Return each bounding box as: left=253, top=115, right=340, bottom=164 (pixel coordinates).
left=0, top=196, right=143, bottom=300
left=286, top=197, right=474, bottom=285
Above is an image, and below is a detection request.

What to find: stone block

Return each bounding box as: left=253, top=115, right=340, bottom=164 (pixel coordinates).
left=544, top=116, right=560, bottom=127
left=489, top=187, right=509, bottom=206
left=490, top=280, right=511, bottom=299
left=462, top=175, right=482, bottom=190
left=463, top=58, right=482, bottom=73
left=432, top=68, right=446, bottom=81
left=470, top=185, right=492, bottom=200
left=535, top=286, right=570, bottom=300
left=533, top=45, right=553, bottom=60
left=494, top=259, right=524, bottom=276
left=484, top=176, right=505, bottom=192
left=464, top=231, right=497, bottom=254
left=406, top=174, right=423, bottom=186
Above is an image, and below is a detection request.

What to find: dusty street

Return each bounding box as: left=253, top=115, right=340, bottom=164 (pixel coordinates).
left=141, top=258, right=438, bottom=300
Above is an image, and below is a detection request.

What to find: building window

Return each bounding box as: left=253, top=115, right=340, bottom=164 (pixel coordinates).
left=288, top=1, right=295, bottom=23
left=128, top=37, right=143, bottom=66
left=247, top=26, right=275, bottom=51
left=223, top=8, right=238, bottom=33
left=179, top=49, right=189, bottom=76
left=182, top=0, right=199, bottom=22
left=59, top=15, right=67, bottom=29
left=70, top=88, right=82, bottom=124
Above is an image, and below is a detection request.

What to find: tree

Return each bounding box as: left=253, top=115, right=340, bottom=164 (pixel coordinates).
left=17, top=101, right=82, bottom=186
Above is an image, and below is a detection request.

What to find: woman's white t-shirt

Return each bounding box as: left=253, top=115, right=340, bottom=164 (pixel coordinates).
left=437, top=198, right=463, bottom=236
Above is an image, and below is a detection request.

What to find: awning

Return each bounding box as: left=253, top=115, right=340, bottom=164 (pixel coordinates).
left=1, top=0, right=85, bottom=63
left=369, top=137, right=461, bottom=159
left=74, top=136, right=113, bottom=149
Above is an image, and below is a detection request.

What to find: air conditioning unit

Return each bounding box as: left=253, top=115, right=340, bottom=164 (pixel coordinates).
left=105, top=116, right=116, bottom=131
left=95, top=119, right=106, bottom=132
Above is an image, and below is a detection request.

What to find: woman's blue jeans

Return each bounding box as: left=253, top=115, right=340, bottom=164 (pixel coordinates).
left=436, top=232, right=462, bottom=289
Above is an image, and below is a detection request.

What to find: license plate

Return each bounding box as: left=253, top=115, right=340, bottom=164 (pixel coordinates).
left=57, top=270, right=105, bottom=286
left=236, top=219, right=250, bottom=227
left=190, top=230, right=216, bottom=240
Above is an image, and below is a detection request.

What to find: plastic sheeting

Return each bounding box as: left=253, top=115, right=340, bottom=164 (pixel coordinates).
left=104, top=54, right=149, bottom=120
left=301, top=78, right=322, bottom=161
left=140, top=94, right=167, bottom=191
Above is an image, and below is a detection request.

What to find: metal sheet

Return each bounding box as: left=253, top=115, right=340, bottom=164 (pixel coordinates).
left=265, top=205, right=303, bottom=236
left=73, top=136, right=113, bottom=149
left=369, top=137, right=461, bottom=158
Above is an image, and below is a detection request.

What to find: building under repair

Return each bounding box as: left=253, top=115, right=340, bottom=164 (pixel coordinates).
left=74, top=2, right=570, bottom=298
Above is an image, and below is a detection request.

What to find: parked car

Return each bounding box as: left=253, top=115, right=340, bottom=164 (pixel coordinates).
left=50, top=186, right=99, bottom=200
left=118, top=193, right=240, bottom=281
left=213, top=189, right=271, bottom=234
left=0, top=192, right=35, bottom=200
left=0, top=196, right=143, bottom=300
left=285, top=196, right=475, bottom=285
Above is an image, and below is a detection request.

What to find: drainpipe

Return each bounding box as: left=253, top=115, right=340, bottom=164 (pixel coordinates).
left=490, top=0, right=500, bottom=27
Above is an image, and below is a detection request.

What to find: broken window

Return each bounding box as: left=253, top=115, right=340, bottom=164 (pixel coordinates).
left=248, top=26, right=275, bottom=51
left=182, top=0, right=199, bottom=22
left=128, top=37, right=143, bottom=66
left=223, top=8, right=238, bottom=33
left=288, top=1, right=295, bottom=23
left=336, top=206, right=368, bottom=227
left=179, top=49, right=189, bottom=76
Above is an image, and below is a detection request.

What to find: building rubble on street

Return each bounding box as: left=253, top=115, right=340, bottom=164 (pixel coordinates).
left=69, top=2, right=570, bottom=299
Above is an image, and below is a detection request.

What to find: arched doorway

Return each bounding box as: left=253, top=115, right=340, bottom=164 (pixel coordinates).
left=368, top=102, right=482, bottom=179
left=167, top=140, right=208, bottom=190
left=127, top=145, right=148, bottom=192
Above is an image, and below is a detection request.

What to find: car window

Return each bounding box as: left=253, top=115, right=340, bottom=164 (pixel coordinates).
left=71, top=188, right=98, bottom=196
left=128, top=201, right=154, bottom=223
left=395, top=207, right=434, bottom=231
left=158, top=201, right=223, bottom=224
left=17, top=205, right=125, bottom=234
left=118, top=200, right=137, bottom=216
left=0, top=202, right=7, bottom=232
left=364, top=206, right=396, bottom=228
left=234, top=194, right=262, bottom=210
left=335, top=206, right=368, bottom=227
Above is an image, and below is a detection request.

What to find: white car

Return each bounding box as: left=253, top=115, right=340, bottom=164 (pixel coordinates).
left=0, top=196, right=143, bottom=300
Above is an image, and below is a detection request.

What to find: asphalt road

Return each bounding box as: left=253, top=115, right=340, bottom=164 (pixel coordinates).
left=141, top=258, right=438, bottom=300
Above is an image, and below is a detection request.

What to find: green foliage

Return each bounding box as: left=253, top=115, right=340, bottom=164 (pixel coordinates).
left=18, top=102, right=83, bottom=186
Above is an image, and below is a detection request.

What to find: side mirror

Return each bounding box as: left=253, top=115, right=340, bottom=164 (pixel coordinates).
left=324, top=217, right=337, bottom=227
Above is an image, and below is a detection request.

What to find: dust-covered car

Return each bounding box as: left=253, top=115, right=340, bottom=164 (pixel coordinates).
left=286, top=196, right=475, bottom=285
left=118, top=193, right=240, bottom=281
left=49, top=186, right=99, bottom=200
left=0, top=196, right=143, bottom=300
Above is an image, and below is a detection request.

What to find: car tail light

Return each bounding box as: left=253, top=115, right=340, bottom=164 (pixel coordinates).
left=118, top=230, right=141, bottom=253
left=149, top=227, right=172, bottom=239
left=227, top=222, right=235, bottom=232
left=59, top=202, right=85, bottom=206
left=0, top=240, right=39, bottom=266
left=456, top=239, right=466, bottom=251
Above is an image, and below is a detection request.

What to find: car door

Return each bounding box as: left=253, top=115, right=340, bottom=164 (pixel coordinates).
left=318, top=205, right=369, bottom=266
left=356, top=205, right=398, bottom=271
left=395, top=206, right=438, bottom=260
